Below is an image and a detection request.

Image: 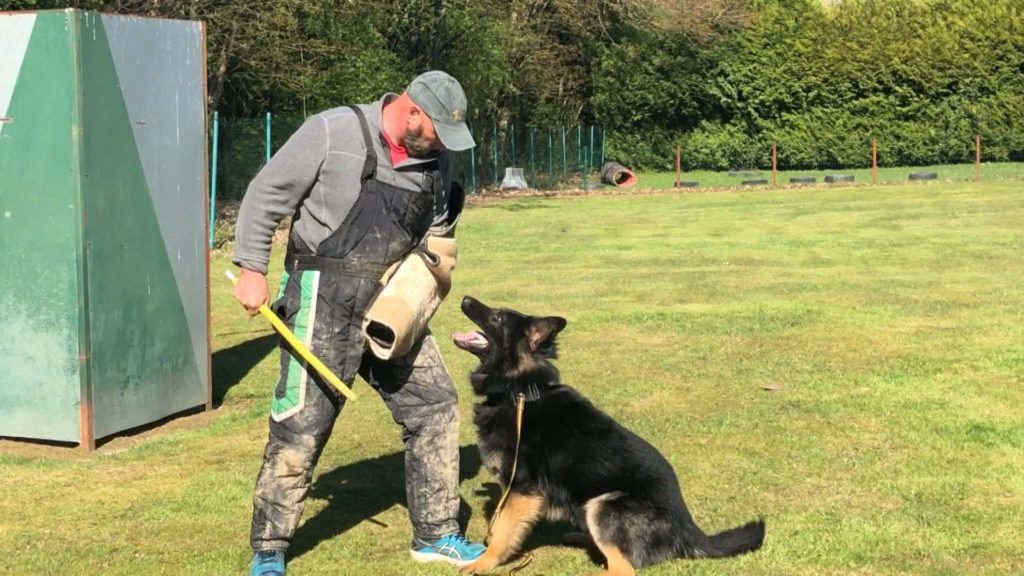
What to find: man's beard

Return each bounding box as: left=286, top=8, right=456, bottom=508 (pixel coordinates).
left=403, top=125, right=434, bottom=157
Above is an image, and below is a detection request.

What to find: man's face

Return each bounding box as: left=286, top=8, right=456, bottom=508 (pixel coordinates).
left=405, top=111, right=445, bottom=156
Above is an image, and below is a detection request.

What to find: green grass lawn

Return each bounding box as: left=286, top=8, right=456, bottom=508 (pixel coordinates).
left=2, top=182, right=1023, bottom=575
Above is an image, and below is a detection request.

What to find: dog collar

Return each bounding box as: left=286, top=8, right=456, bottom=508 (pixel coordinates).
left=511, top=382, right=546, bottom=403
left=524, top=383, right=542, bottom=402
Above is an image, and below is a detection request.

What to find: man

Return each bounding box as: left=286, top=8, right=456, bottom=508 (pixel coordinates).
left=231, top=70, right=484, bottom=576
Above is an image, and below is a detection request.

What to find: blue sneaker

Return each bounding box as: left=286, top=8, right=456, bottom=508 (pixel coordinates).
left=250, top=550, right=285, bottom=576
left=410, top=533, right=486, bottom=566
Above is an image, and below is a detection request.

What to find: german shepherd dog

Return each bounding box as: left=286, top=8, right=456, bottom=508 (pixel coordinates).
left=452, top=296, right=765, bottom=575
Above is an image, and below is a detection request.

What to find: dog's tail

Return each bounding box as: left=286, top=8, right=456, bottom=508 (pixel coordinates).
left=682, top=518, right=765, bottom=559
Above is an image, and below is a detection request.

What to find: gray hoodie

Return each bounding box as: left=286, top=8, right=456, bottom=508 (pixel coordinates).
left=232, top=94, right=453, bottom=274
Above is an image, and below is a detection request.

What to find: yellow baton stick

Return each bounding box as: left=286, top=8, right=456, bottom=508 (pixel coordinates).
left=226, top=271, right=357, bottom=402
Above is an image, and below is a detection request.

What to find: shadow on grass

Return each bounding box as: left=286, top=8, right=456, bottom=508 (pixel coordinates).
left=291, top=445, right=593, bottom=563
left=211, top=333, right=278, bottom=407
left=290, top=444, right=484, bottom=560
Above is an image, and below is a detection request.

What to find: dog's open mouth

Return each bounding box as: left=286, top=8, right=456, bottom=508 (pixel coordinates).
left=453, top=331, right=489, bottom=352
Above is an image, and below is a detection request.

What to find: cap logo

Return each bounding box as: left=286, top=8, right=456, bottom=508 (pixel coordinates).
left=452, top=108, right=464, bottom=122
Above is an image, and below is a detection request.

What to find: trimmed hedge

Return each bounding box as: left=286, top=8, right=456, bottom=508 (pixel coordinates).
left=595, top=0, right=1024, bottom=171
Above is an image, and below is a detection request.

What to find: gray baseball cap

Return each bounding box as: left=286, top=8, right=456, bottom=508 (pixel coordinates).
left=407, top=70, right=475, bottom=152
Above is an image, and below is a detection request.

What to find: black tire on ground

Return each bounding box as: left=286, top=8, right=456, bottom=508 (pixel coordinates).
left=908, top=172, right=938, bottom=181
left=825, top=174, right=855, bottom=183
left=742, top=179, right=769, bottom=185
left=790, top=176, right=817, bottom=183
left=674, top=180, right=699, bottom=188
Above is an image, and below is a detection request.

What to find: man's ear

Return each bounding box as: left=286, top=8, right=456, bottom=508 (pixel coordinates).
left=407, top=105, right=423, bottom=125
left=528, top=316, right=567, bottom=351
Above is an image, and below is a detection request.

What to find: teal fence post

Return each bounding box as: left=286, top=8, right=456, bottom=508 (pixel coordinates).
left=561, top=126, right=567, bottom=184
left=600, top=127, right=606, bottom=167
left=529, top=125, right=536, bottom=189
left=265, top=112, right=272, bottom=163
left=577, top=127, right=582, bottom=187
left=492, top=123, right=499, bottom=188
left=209, top=111, right=219, bottom=249
left=469, top=122, right=477, bottom=194
left=589, top=125, right=595, bottom=169
left=582, top=145, right=588, bottom=190
left=547, top=128, right=554, bottom=189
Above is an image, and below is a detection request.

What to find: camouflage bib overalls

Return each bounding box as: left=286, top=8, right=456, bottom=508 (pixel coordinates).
left=251, top=106, right=462, bottom=553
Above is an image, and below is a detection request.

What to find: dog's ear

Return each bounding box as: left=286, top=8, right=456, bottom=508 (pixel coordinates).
left=528, top=316, right=567, bottom=351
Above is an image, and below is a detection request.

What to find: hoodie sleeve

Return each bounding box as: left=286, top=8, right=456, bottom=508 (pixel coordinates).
left=231, top=115, right=327, bottom=274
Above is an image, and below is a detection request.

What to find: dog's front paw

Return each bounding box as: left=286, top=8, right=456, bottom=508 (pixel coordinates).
left=459, top=554, right=499, bottom=575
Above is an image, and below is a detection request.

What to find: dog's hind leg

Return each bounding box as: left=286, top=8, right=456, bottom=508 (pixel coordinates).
left=460, top=491, right=545, bottom=575
left=586, top=545, right=636, bottom=576
left=584, top=494, right=637, bottom=576
left=583, top=533, right=636, bottom=576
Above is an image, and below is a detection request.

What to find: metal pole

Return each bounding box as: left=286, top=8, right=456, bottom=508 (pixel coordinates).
left=589, top=125, right=594, bottom=169
left=529, top=125, right=536, bottom=189
left=872, top=139, right=880, bottom=183
left=493, top=123, right=499, bottom=188
left=581, top=146, right=588, bottom=190
left=975, top=134, right=981, bottom=182
left=548, top=128, right=554, bottom=190
left=209, top=111, right=219, bottom=250
left=576, top=126, right=581, bottom=179
left=771, top=143, right=777, bottom=187
left=600, top=127, right=606, bottom=167
left=469, top=123, right=477, bottom=194
left=561, top=126, right=567, bottom=185
left=675, top=144, right=681, bottom=188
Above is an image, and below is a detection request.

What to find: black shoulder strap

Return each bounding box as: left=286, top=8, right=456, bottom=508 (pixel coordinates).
left=348, top=106, right=377, bottom=182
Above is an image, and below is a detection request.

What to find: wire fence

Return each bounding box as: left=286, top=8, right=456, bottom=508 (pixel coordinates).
left=660, top=138, right=1024, bottom=190
left=209, top=112, right=1024, bottom=247
left=212, top=113, right=305, bottom=204
left=210, top=113, right=607, bottom=204
left=453, top=124, right=609, bottom=193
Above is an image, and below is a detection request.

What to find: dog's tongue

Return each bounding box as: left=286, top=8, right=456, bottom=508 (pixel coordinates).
left=453, top=331, right=487, bottom=347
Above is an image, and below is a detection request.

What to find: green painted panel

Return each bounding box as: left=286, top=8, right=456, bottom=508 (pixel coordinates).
left=102, top=15, right=209, bottom=390
left=0, top=12, right=82, bottom=442
left=77, top=13, right=205, bottom=439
